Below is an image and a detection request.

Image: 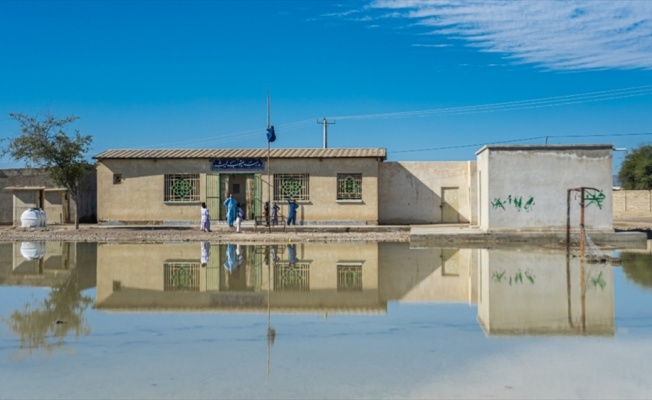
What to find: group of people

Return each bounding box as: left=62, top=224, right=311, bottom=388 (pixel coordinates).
left=200, top=194, right=300, bottom=233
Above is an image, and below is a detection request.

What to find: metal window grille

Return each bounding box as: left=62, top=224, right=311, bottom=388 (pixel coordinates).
left=274, top=262, right=310, bottom=291
left=337, top=173, right=362, bottom=200
left=164, top=174, right=200, bottom=202
left=164, top=261, right=201, bottom=291
left=337, top=263, right=363, bottom=291
left=274, top=173, right=309, bottom=201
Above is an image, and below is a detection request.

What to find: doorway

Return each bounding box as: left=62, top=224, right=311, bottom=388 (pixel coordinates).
left=209, top=174, right=261, bottom=220
left=441, top=187, right=460, bottom=223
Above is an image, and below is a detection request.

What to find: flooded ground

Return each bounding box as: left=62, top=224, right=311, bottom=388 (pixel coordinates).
left=1, top=241, right=651, bottom=399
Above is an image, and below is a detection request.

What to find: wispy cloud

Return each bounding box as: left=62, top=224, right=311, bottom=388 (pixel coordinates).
left=367, top=0, right=652, bottom=70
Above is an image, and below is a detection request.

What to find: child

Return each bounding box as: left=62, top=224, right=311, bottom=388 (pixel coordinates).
left=236, top=203, right=244, bottom=233
left=200, top=202, right=211, bottom=232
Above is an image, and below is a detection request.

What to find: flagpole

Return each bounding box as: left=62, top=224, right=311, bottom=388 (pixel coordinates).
left=267, top=90, right=271, bottom=233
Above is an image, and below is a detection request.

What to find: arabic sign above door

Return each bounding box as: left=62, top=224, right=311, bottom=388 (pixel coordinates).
left=211, top=158, right=264, bottom=171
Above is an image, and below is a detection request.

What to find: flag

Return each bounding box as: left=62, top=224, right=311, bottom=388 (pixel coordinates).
left=266, top=126, right=276, bottom=143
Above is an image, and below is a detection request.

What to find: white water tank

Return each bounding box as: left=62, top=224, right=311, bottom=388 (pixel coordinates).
left=21, top=208, right=40, bottom=228
left=20, top=241, right=46, bottom=260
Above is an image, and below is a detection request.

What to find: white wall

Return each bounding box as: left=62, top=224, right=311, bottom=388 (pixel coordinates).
left=476, top=145, right=613, bottom=231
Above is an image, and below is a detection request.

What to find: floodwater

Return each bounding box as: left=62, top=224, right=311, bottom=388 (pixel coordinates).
left=1, top=241, right=652, bottom=400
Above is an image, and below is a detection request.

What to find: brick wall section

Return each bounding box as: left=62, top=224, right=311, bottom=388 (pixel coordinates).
left=613, top=190, right=652, bottom=214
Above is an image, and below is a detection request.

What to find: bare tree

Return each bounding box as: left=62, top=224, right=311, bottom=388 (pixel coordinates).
left=1, top=113, right=93, bottom=229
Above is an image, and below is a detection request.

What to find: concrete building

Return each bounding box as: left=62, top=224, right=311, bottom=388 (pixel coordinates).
left=477, top=144, right=613, bottom=231
left=92, top=144, right=616, bottom=230
left=94, top=148, right=386, bottom=225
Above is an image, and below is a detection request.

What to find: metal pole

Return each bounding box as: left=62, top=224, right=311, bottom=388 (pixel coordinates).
left=267, top=91, right=271, bottom=233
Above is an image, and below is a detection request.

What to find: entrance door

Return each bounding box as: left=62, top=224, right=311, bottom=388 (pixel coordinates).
left=441, top=187, right=460, bottom=223
left=217, top=174, right=261, bottom=220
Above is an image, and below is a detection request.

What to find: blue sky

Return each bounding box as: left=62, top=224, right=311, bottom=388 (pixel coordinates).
left=1, top=0, right=651, bottom=172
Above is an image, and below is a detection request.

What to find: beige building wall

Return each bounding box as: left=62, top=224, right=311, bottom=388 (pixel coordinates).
left=378, top=161, right=477, bottom=225
left=263, top=158, right=380, bottom=224
left=613, top=190, right=652, bottom=214
left=378, top=242, right=478, bottom=304
left=97, top=157, right=379, bottom=224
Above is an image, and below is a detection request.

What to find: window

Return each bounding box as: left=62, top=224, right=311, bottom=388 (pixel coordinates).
left=164, top=261, right=201, bottom=291
left=274, top=262, right=310, bottom=291
left=113, top=174, right=122, bottom=184
left=337, top=262, right=363, bottom=291
left=337, top=173, right=362, bottom=200
left=164, top=174, right=200, bottom=202
left=274, top=173, right=309, bottom=201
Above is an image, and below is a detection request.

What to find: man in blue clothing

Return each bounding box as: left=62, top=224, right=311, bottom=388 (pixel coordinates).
left=224, top=193, right=237, bottom=227
left=287, top=198, right=299, bottom=226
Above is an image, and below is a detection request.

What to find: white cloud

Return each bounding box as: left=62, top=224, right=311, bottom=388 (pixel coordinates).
left=368, top=0, right=652, bottom=70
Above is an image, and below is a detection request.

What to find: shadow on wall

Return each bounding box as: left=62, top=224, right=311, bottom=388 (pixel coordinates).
left=378, top=162, right=466, bottom=225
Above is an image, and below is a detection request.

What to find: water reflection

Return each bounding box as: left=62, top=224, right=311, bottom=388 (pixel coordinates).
left=0, top=242, right=97, bottom=359
left=3, top=240, right=645, bottom=360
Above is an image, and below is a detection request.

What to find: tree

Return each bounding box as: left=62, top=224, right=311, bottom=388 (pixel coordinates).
left=1, top=113, right=94, bottom=229
left=618, top=144, right=652, bottom=190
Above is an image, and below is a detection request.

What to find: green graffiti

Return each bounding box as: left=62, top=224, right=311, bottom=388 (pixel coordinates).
left=492, top=270, right=506, bottom=282
left=491, top=198, right=506, bottom=210
left=492, top=195, right=535, bottom=212
left=584, top=190, right=606, bottom=209
left=492, top=269, right=536, bottom=285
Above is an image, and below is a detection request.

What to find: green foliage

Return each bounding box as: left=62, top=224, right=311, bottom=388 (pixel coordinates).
left=1, top=113, right=94, bottom=227
left=621, top=252, right=652, bottom=289
left=1, top=113, right=94, bottom=197
left=618, top=144, right=652, bottom=190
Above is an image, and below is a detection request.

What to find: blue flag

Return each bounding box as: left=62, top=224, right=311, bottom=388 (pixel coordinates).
left=266, top=126, right=276, bottom=143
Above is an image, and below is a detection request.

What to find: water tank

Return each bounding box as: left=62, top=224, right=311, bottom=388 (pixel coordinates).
left=20, top=241, right=46, bottom=260
left=21, top=208, right=40, bottom=228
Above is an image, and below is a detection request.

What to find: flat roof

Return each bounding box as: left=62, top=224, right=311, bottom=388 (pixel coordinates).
left=475, top=144, right=614, bottom=155
left=94, top=148, right=387, bottom=160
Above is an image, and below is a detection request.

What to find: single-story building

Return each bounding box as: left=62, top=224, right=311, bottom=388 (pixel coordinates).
left=94, top=148, right=386, bottom=225
left=93, top=144, right=616, bottom=231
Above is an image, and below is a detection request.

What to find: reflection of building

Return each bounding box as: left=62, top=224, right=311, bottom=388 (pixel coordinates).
left=90, top=242, right=615, bottom=336
left=477, top=249, right=615, bottom=336
left=95, top=242, right=382, bottom=313
left=0, top=242, right=97, bottom=288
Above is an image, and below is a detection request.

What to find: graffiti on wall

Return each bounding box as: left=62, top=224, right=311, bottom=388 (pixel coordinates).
left=492, top=269, right=536, bottom=285
left=583, top=189, right=606, bottom=209
left=491, top=195, right=535, bottom=212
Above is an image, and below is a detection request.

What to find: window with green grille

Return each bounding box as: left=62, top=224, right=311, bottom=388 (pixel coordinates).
left=274, top=173, right=309, bottom=201
left=337, top=263, right=363, bottom=291
left=164, top=174, right=200, bottom=202
left=337, top=173, right=362, bottom=200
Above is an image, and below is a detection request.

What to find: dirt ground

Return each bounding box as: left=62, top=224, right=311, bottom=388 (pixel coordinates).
left=0, top=223, right=411, bottom=243
left=0, top=215, right=649, bottom=243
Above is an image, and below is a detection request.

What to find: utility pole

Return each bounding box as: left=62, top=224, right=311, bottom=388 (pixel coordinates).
left=317, top=117, right=335, bottom=149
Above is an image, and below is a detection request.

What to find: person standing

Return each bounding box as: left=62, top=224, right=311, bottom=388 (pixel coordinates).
left=263, top=201, right=270, bottom=226
left=224, top=193, right=237, bottom=227
left=287, top=198, right=299, bottom=226
left=272, top=202, right=280, bottom=226
left=236, top=203, right=244, bottom=233
left=200, top=202, right=211, bottom=232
